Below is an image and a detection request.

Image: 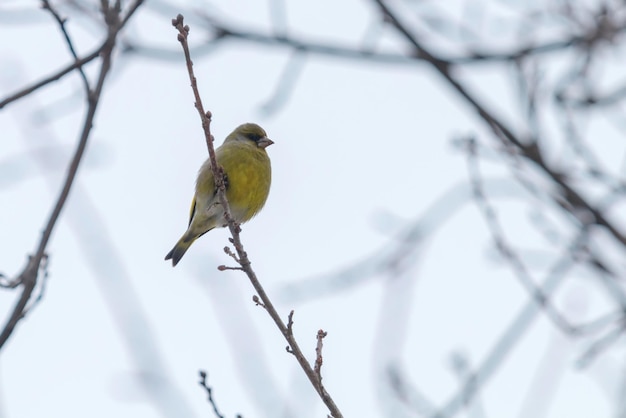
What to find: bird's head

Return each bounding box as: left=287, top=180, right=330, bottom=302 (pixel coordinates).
left=227, top=123, right=274, bottom=149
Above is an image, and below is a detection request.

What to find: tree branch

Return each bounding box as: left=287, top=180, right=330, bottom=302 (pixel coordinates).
left=172, top=14, right=343, bottom=418
left=0, top=0, right=145, bottom=351
left=372, top=0, right=626, bottom=250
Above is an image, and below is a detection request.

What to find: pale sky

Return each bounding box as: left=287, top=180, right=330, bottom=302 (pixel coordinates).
left=1, top=1, right=624, bottom=417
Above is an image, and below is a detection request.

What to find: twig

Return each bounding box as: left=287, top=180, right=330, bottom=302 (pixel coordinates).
left=172, top=14, right=343, bottom=418
left=41, top=0, right=90, bottom=90
left=287, top=310, right=294, bottom=330
left=198, top=370, right=227, bottom=418
left=0, top=0, right=142, bottom=111
left=223, top=246, right=240, bottom=263
left=314, top=329, right=328, bottom=384
left=0, top=49, right=100, bottom=110
left=285, top=310, right=294, bottom=354
left=217, top=265, right=243, bottom=271
left=219, top=246, right=243, bottom=271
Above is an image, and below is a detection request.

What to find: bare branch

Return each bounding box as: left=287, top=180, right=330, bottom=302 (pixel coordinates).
left=171, top=14, right=343, bottom=418
left=577, top=321, right=626, bottom=368
left=139, top=9, right=626, bottom=68
left=0, top=0, right=145, bottom=351
left=372, top=0, right=626, bottom=251
left=0, top=49, right=100, bottom=110
left=198, top=370, right=229, bottom=418
left=466, top=137, right=579, bottom=335
left=41, top=0, right=90, bottom=90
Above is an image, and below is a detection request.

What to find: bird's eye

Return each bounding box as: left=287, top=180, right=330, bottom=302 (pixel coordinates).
left=247, top=133, right=261, bottom=142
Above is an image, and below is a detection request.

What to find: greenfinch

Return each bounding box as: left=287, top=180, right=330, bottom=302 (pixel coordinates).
left=165, top=123, right=273, bottom=266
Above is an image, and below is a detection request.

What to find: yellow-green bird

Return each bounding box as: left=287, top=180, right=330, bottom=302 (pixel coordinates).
left=165, top=123, right=273, bottom=266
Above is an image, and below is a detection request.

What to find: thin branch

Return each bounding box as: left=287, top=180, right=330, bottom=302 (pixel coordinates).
left=314, top=329, right=328, bottom=385
left=217, top=265, right=243, bottom=271
left=387, top=365, right=437, bottom=416
left=223, top=246, right=240, bottom=264
left=0, top=0, right=142, bottom=111
left=434, top=246, right=579, bottom=418
left=259, top=50, right=306, bottom=116
left=171, top=14, right=343, bottom=418
left=198, top=371, right=228, bottom=418
left=560, top=83, right=626, bottom=108
left=465, top=138, right=580, bottom=335
left=448, top=352, right=486, bottom=418
left=0, top=49, right=100, bottom=110
left=41, top=0, right=90, bottom=90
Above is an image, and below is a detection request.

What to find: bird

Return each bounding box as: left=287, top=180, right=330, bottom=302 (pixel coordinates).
left=165, top=123, right=274, bottom=266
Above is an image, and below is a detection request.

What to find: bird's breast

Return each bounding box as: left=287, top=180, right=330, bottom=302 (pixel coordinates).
left=219, top=145, right=271, bottom=223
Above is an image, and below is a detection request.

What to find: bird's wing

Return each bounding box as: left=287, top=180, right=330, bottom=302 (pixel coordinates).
left=188, top=196, right=196, bottom=228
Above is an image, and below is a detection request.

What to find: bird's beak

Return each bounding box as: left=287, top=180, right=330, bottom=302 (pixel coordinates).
left=257, top=137, right=274, bottom=149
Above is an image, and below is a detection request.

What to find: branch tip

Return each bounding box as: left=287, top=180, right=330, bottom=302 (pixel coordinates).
left=287, top=310, right=295, bottom=332
left=172, top=14, right=184, bottom=27
left=314, top=329, right=327, bottom=382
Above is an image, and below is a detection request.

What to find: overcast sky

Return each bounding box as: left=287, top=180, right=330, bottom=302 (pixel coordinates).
left=1, top=1, right=624, bottom=417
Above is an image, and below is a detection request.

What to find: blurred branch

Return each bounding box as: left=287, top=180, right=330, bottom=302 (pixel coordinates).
left=198, top=370, right=235, bottom=418
left=171, top=14, right=343, bottom=418
left=133, top=6, right=626, bottom=66
left=467, top=135, right=626, bottom=332
left=0, top=49, right=100, bottom=110
left=259, top=50, right=306, bottom=116
left=193, top=261, right=293, bottom=416
left=0, top=0, right=143, bottom=111
left=372, top=0, right=626, bottom=252
left=0, top=0, right=144, bottom=351
left=387, top=365, right=436, bottom=416
left=466, top=137, right=580, bottom=335
left=559, top=83, right=626, bottom=108
left=434, top=244, right=579, bottom=418
left=279, top=178, right=530, bottom=303
left=448, top=352, right=486, bottom=418
left=577, top=319, right=626, bottom=368
left=41, top=0, right=90, bottom=90
left=111, top=0, right=626, bottom=81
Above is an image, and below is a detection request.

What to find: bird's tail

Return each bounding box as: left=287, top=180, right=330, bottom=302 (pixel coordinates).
left=165, top=227, right=215, bottom=267
left=165, top=235, right=195, bottom=267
